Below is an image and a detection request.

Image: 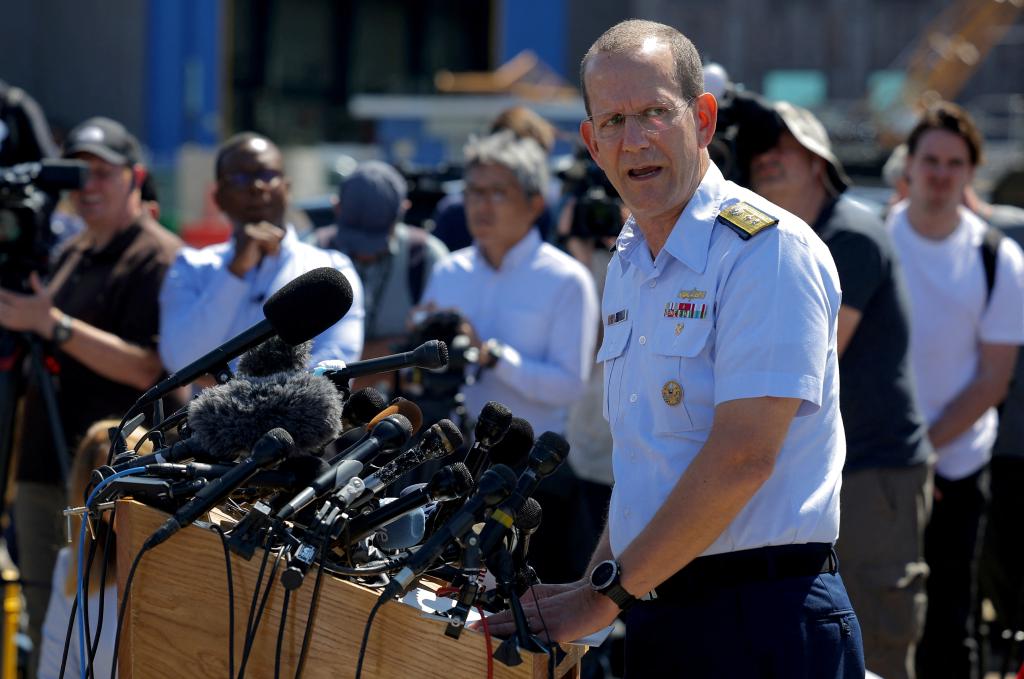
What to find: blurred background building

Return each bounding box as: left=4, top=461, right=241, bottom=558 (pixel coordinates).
left=2, top=0, right=1022, bottom=236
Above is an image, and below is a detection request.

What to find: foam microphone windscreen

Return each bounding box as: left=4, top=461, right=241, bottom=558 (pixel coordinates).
left=238, top=337, right=313, bottom=377
left=188, top=371, right=343, bottom=459
left=487, top=417, right=535, bottom=471
left=343, top=387, right=387, bottom=427
left=262, top=267, right=353, bottom=346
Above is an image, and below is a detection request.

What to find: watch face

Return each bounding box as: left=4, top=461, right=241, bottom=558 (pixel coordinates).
left=591, top=560, right=617, bottom=590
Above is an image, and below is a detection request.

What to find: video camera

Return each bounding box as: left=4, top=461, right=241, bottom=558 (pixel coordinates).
left=0, top=160, right=87, bottom=289
left=710, top=88, right=784, bottom=188
left=556, top=147, right=624, bottom=241
left=401, top=310, right=478, bottom=428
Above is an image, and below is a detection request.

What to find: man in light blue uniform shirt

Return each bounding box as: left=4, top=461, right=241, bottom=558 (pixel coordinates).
left=159, top=133, right=365, bottom=373
left=483, top=20, right=863, bottom=677
left=421, top=130, right=598, bottom=437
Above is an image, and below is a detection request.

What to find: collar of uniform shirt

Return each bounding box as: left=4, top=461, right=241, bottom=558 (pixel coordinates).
left=618, top=163, right=726, bottom=276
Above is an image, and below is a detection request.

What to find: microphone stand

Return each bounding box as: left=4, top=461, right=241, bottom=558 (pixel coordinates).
left=487, top=546, right=548, bottom=665
left=443, top=533, right=484, bottom=640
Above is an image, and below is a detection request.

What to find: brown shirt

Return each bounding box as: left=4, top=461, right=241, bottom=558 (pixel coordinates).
left=16, top=218, right=181, bottom=485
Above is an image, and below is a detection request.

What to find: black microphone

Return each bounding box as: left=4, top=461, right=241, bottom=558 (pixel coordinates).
left=275, top=414, right=413, bottom=521
left=464, top=402, right=512, bottom=482
left=380, top=464, right=517, bottom=599
left=111, top=437, right=204, bottom=472
left=486, top=417, right=535, bottom=473
left=359, top=420, right=463, bottom=497
left=329, top=400, right=422, bottom=465
left=136, top=267, right=353, bottom=407
left=341, top=387, right=387, bottom=430
left=138, top=462, right=304, bottom=490
left=344, top=462, right=473, bottom=545
left=319, top=340, right=448, bottom=385
left=187, top=370, right=344, bottom=460
left=477, top=432, right=569, bottom=558
left=144, top=428, right=295, bottom=550
left=510, top=497, right=543, bottom=594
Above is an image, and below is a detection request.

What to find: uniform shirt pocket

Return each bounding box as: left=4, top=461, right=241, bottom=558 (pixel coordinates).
left=650, top=320, right=714, bottom=434
left=597, top=321, right=631, bottom=424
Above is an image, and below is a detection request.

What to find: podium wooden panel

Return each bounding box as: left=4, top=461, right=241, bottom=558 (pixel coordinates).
left=114, top=501, right=583, bottom=678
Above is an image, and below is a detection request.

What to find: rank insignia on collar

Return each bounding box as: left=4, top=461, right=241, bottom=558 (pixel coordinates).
left=717, top=201, right=779, bottom=240
left=607, top=309, right=628, bottom=326
left=664, top=302, right=707, bottom=319
left=662, top=380, right=683, bottom=406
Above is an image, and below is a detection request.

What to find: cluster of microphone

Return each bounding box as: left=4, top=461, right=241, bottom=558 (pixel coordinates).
left=80, top=266, right=571, bottom=669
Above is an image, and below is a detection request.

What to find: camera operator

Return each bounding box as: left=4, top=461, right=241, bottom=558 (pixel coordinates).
left=0, top=116, right=181, bottom=671
left=747, top=101, right=933, bottom=679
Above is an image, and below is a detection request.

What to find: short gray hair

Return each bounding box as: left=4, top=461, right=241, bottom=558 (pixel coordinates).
left=464, top=130, right=549, bottom=197
left=580, top=19, right=704, bottom=116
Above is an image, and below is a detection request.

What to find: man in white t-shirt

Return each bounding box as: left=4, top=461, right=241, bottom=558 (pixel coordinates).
left=887, top=101, right=1024, bottom=679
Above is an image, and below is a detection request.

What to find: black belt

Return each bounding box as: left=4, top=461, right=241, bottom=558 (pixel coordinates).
left=653, top=543, right=837, bottom=602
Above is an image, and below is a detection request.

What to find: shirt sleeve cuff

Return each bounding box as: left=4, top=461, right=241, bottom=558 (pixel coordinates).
left=715, top=372, right=823, bottom=415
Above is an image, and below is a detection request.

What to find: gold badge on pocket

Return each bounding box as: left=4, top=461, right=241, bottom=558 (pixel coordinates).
left=661, top=380, right=683, bottom=406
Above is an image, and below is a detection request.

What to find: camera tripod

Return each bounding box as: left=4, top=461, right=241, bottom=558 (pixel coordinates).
left=0, top=327, right=70, bottom=512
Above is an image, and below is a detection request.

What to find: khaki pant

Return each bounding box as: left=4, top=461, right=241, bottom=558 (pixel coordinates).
left=837, top=463, right=933, bottom=679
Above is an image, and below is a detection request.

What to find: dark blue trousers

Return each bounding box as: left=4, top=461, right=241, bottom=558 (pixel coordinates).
left=624, top=571, right=864, bottom=678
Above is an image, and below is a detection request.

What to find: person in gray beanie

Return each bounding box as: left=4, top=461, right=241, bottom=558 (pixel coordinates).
left=749, top=101, right=933, bottom=679
left=316, top=160, right=448, bottom=393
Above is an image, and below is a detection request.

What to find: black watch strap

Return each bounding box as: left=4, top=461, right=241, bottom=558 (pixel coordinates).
left=590, top=559, right=649, bottom=611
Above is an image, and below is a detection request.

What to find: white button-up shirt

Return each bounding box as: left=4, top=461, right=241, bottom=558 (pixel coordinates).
left=423, top=229, right=599, bottom=435
left=600, top=163, right=845, bottom=557
left=159, top=226, right=365, bottom=371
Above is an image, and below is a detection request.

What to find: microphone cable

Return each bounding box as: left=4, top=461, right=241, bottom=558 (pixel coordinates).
left=293, top=538, right=330, bottom=679
left=527, top=584, right=557, bottom=679
left=354, top=596, right=386, bottom=679
left=83, top=502, right=119, bottom=679
left=211, top=524, right=237, bottom=679
left=237, top=538, right=286, bottom=679
left=273, top=588, right=292, bottom=679
left=64, top=465, right=144, bottom=679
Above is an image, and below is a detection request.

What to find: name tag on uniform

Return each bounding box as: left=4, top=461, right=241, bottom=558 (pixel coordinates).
left=607, top=309, right=628, bottom=326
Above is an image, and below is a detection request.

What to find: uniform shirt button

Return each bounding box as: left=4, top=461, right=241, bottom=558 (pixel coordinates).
left=638, top=335, right=647, bottom=345
left=649, top=281, right=656, bottom=288
left=624, top=508, right=632, bottom=518
left=629, top=393, right=638, bottom=403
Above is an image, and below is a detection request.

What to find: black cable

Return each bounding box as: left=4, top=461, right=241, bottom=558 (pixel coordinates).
left=237, top=548, right=285, bottom=679
left=274, top=589, right=292, bottom=679
left=353, top=596, right=387, bottom=679
left=293, top=541, right=329, bottom=679
left=57, top=588, right=79, bottom=679
left=240, top=536, right=273, bottom=668
left=85, top=504, right=119, bottom=678
left=212, top=524, right=236, bottom=679
left=110, top=543, right=150, bottom=679
left=529, top=584, right=556, bottom=679
left=80, top=533, right=100, bottom=679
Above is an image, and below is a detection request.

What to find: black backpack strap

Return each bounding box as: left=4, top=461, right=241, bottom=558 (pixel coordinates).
left=980, top=225, right=1003, bottom=305
left=405, top=226, right=430, bottom=305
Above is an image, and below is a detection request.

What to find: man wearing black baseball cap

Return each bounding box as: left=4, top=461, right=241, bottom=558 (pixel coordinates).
left=749, top=103, right=933, bottom=679
left=0, top=115, right=180, bottom=669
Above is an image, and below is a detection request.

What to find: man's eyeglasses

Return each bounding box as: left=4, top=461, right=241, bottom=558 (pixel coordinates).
left=586, top=99, right=695, bottom=141
left=221, top=169, right=284, bottom=189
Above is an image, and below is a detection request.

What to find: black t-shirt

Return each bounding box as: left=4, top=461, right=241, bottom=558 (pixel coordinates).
left=16, top=219, right=181, bottom=485
left=813, top=197, right=932, bottom=471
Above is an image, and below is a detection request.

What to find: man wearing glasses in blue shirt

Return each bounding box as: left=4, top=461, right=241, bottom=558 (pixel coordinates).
left=159, top=132, right=365, bottom=374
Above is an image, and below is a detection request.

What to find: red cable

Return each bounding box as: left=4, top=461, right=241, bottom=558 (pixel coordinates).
left=434, top=587, right=493, bottom=679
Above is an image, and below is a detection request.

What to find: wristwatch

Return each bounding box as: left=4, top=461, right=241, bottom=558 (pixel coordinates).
left=52, top=313, right=74, bottom=345
left=589, top=559, right=643, bottom=611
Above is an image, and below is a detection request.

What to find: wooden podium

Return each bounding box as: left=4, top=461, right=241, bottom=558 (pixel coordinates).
left=114, top=501, right=583, bottom=678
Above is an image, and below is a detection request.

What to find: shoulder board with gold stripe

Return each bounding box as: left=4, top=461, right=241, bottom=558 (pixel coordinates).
left=716, top=201, right=779, bottom=241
